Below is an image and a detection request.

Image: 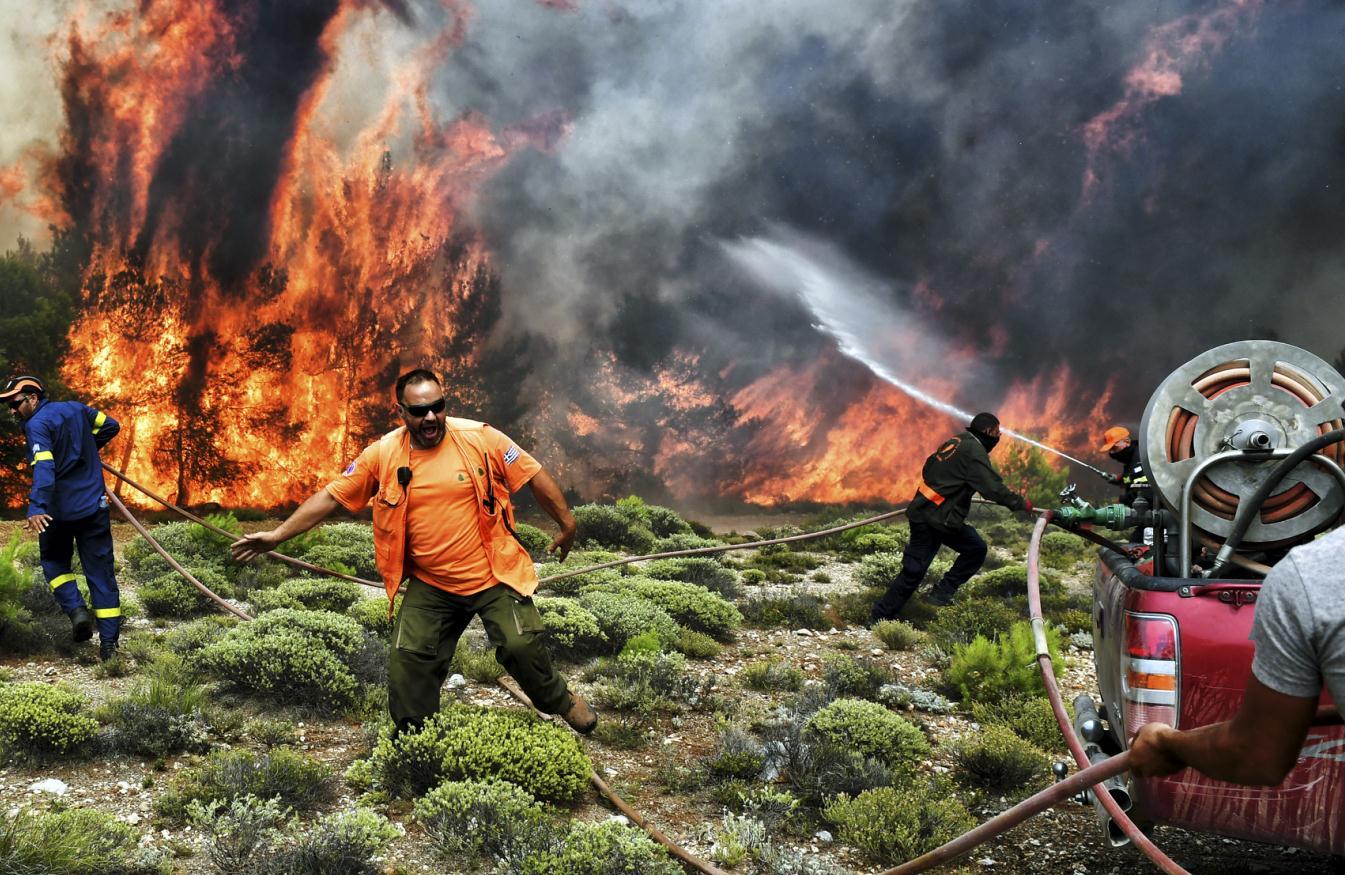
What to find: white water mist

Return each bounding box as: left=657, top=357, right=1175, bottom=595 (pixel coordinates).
left=722, top=230, right=1104, bottom=474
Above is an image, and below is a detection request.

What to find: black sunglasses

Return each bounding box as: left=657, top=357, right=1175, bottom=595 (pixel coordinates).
left=7, top=396, right=27, bottom=411
left=401, top=397, right=446, bottom=418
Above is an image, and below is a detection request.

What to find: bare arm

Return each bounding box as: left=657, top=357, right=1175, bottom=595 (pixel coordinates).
left=528, top=468, right=577, bottom=561
left=230, top=488, right=341, bottom=562
left=1129, top=674, right=1317, bottom=785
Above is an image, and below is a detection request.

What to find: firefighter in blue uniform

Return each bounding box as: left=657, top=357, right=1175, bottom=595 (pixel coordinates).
left=1, top=376, right=123, bottom=659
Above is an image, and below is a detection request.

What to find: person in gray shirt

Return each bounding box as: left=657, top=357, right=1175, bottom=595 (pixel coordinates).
left=1129, top=527, right=1345, bottom=785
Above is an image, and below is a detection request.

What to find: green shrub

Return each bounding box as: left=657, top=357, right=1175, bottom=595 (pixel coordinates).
left=830, top=588, right=882, bottom=625
left=0, top=532, right=33, bottom=624
left=950, top=723, right=1049, bottom=795
left=573, top=503, right=656, bottom=553
left=586, top=577, right=741, bottom=639
left=269, top=807, right=398, bottom=874
left=740, top=568, right=767, bottom=586
left=513, top=523, right=554, bottom=560
left=672, top=628, right=722, bottom=659
left=739, top=589, right=830, bottom=630
left=347, top=594, right=399, bottom=636
left=415, top=778, right=550, bottom=861
left=970, top=695, right=1070, bottom=752
left=822, top=653, right=895, bottom=699
left=807, top=698, right=929, bottom=772
left=196, top=608, right=374, bottom=709
left=764, top=715, right=895, bottom=804
left=187, top=794, right=287, bottom=874
left=645, top=503, right=694, bottom=538
left=293, top=521, right=377, bottom=580
left=1039, top=530, right=1094, bottom=568
left=741, top=658, right=804, bottom=692
left=250, top=577, right=361, bottom=614
left=640, top=558, right=739, bottom=599
left=590, top=649, right=696, bottom=715
left=925, top=597, right=1020, bottom=651
left=0, top=807, right=149, bottom=874
left=873, top=619, right=922, bottom=650
left=747, top=549, right=820, bottom=572
left=363, top=705, right=591, bottom=801
left=535, top=551, right=626, bottom=594
left=538, top=597, right=608, bottom=659
left=577, top=590, right=680, bottom=651
left=591, top=719, right=650, bottom=749
left=157, top=746, right=336, bottom=822
left=653, top=532, right=722, bottom=553
left=944, top=622, right=1063, bottom=704
left=100, top=670, right=210, bottom=757
left=961, top=564, right=1063, bottom=600
left=163, top=614, right=239, bottom=653
left=848, top=532, right=905, bottom=555
left=824, top=783, right=975, bottom=864
left=189, top=795, right=395, bottom=875
left=454, top=641, right=505, bottom=683
left=122, top=522, right=227, bottom=583
left=1056, top=608, right=1093, bottom=634
left=245, top=718, right=300, bottom=748
left=856, top=552, right=905, bottom=589
left=0, top=682, right=98, bottom=760
left=515, top=819, right=681, bottom=875
left=137, top=566, right=234, bottom=619
left=705, top=726, right=766, bottom=780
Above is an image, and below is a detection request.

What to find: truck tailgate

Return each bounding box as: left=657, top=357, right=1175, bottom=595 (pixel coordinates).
left=1128, top=587, right=1345, bottom=853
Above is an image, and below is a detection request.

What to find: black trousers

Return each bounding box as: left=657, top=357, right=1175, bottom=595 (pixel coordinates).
left=872, top=519, right=987, bottom=619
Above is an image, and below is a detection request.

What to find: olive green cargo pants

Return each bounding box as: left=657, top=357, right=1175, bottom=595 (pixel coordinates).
left=388, top=578, right=572, bottom=731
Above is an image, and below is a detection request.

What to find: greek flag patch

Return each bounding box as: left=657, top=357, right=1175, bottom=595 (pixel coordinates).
left=343, top=460, right=357, bottom=476
left=503, top=445, right=520, bottom=466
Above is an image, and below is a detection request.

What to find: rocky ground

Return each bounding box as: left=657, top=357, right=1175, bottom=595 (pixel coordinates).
left=0, top=515, right=1338, bottom=875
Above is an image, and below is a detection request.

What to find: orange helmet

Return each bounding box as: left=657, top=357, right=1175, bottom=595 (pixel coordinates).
left=0, top=375, right=44, bottom=402
left=1099, top=425, right=1131, bottom=453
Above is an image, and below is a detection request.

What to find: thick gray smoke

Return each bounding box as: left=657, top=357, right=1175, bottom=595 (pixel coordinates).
left=423, top=0, right=1345, bottom=418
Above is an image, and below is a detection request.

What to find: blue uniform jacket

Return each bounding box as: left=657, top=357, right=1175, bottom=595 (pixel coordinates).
left=23, top=399, right=120, bottom=520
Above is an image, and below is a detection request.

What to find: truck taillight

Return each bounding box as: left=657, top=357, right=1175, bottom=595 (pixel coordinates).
left=1122, top=611, right=1180, bottom=740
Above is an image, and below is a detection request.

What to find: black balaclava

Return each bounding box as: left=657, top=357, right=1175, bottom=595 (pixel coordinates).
left=968, top=412, right=1001, bottom=452
left=1109, top=443, right=1137, bottom=466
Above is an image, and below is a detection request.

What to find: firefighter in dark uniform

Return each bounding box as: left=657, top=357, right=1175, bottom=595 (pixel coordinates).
left=1099, top=425, right=1151, bottom=543
left=1, top=376, right=123, bottom=659
left=871, top=412, right=1031, bottom=622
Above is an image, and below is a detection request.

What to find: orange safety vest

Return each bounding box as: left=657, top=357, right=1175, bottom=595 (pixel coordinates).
left=369, top=420, right=539, bottom=607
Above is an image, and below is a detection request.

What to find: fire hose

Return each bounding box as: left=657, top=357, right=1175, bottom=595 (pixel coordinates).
left=885, top=512, right=1190, bottom=875
left=103, top=465, right=1151, bottom=873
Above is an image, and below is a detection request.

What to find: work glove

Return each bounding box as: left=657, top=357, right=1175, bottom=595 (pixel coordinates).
left=1106, top=473, right=1123, bottom=486
left=1016, top=498, right=1034, bottom=519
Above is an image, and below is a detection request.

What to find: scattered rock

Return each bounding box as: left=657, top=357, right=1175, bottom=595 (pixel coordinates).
left=29, top=778, right=68, bottom=796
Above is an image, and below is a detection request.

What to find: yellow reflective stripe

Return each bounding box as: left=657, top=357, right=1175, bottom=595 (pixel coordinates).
left=49, top=573, right=77, bottom=589
left=32, top=451, right=53, bottom=462
left=92, top=411, right=106, bottom=434
left=93, top=607, right=121, bottom=619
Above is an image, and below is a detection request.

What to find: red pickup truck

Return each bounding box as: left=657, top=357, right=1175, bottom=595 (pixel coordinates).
left=1090, top=552, right=1345, bottom=853
left=1077, top=339, right=1345, bottom=854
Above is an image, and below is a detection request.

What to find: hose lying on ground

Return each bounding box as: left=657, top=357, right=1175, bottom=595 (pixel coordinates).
left=106, top=477, right=727, bottom=875
left=112, top=466, right=1163, bottom=873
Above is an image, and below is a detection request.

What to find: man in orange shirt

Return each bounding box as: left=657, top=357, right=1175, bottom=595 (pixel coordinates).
left=232, top=368, right=595, bottom=735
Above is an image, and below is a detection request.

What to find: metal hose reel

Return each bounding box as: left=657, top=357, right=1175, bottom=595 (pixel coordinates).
left=1139, top=340, right=1345, bottom=551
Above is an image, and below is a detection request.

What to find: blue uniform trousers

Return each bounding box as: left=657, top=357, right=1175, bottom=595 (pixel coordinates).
left=39, top=506, right=121, bottom=642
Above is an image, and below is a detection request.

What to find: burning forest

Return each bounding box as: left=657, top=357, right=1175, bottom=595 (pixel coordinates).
left=3, top=0, right=1345, bottom=510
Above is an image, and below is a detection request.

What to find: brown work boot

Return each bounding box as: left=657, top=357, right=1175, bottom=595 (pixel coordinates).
left=561, top=691, right=598, bottom=735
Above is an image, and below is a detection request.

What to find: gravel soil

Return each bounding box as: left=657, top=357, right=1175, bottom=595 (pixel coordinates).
left=0, top=518, right=1338, bottom=874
